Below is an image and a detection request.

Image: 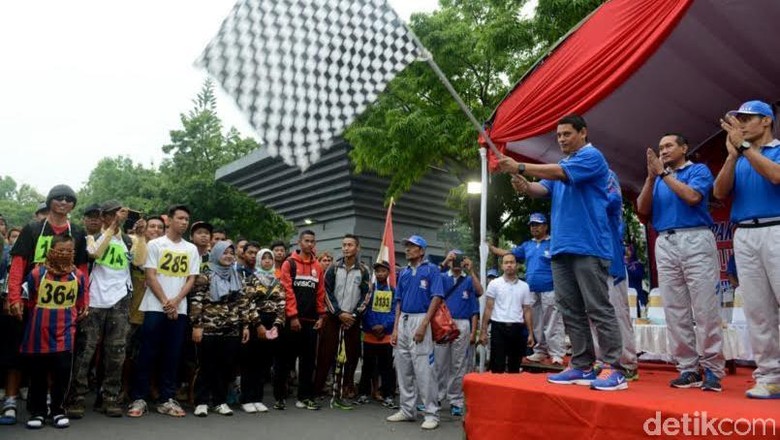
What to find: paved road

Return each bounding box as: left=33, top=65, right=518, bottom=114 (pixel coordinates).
left=3, top=397, right=464, bottom=440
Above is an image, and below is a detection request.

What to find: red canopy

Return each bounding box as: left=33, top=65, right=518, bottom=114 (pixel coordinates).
left=485, top=0, right=780, bottom=191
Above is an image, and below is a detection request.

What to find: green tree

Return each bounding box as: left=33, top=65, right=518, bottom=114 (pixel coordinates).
left=0, top=176, right=45, bottom=228
left=78, top=156, right=165, bottom=216
left=346, top=0, right=602, bottom=255
left=159, top=80, right=294, bottom=242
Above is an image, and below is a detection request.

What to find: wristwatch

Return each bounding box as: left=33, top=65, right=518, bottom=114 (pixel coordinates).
left=517, top=163, right=526, bottom=175
left=660, top=169, right=672, bottom=178
left=738, top=141, right=751, bottom=154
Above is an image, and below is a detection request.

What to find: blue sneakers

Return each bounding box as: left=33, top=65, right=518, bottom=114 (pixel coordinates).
left=701, top=369, right=722, bottom=392
left=450, top=406, right=463, bottom=417
left=547, top=368, right=597, bottom=385
left=590, top=367, right=628, bottom=391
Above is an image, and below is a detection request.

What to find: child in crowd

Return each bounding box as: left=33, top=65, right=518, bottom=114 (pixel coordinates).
left=355, top=261, right=397, bottom=408
left=19, top=235, right=89, bottom=429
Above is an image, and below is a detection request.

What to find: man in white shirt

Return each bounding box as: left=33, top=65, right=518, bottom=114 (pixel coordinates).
left=480, top=253, right=535, bottom=373
left=127, top=204, right=200, bottom=418
left=68, top=200, right=147, bottom=418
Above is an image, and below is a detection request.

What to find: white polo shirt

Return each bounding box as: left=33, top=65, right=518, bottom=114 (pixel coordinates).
left=485, top=275, right=533, bottom=323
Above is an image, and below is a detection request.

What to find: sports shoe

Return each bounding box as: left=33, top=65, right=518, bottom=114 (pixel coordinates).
left=745, top=383, right=780, bottom=399
left=100, top=398, right=123, bottom=417
left=213, top=403, right=233, bottom=416
left=547, top=367, right=597, bottom=385
left=590, top=367, right=628, bottom=391
left=126, top=399, right=147, bottom=418
left=526, top=352, right=548, bottom=362
left=0, top=402, right=17, bottom=425
left=670, top=371, right=703, bottom=389
left=303, top=399, right=321, bottom=410
left=241, top=403, right=257, bottom=413
left=386, top=411, right=415, bottom=422
left=421, top=418, right=439, bottom=430
left=194, top=404, right=208, bottom=417
left=551, top=356, right=565, bottom=366
left=624, top=369, right=640, bottom=382
left=382, top=397, right=399, bottom=409
left=157, top=398, right=186, bottom=417
left=52, top=414, right=70, bottom=429
left=65, top=399, right=85, bottom=419
left=701, top=369, right=722, bottom=392
left=273, top=400, right=286, bottom=410
left=354, top=395, right=370, bottom=405
left=450, top=405, right=463, bottom=417
left=253, top=402, right=269, bottom=413
left=330, top=398, right=353, bottom=410
left=295, top=400, right=306, bottom=409
left=416, top=403, right=425, bottom=412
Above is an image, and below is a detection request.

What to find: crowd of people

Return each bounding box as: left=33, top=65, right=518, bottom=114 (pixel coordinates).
left=0, top=99, right=778, bottom=433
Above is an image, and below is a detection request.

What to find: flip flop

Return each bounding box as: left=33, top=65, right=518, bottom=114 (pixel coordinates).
left=0, top=405, right=17, bottom=425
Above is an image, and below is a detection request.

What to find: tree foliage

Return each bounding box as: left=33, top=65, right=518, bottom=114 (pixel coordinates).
left=345, top=0, right=604, bottom=251
left=0, top=176, right=45, bottom=228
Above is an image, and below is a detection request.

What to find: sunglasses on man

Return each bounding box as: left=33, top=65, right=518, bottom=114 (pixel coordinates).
left=53, top=195, right=76, bottom=203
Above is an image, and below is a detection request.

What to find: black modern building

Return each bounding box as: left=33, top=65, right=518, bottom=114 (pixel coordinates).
left=215, top=141, right=460, bottom=265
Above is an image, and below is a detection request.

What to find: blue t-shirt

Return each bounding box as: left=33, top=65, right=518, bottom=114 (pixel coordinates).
left=651, top=162, right=714, bottom=231
left=362, top=282, right=396, bottom=335
left=730, top=141, right=780, bottom=222
left=607, top=170, right=626, bottom=282
left=540, top=144, right=612, bottom=260
left=440, top=273, right=479, bottom=320
left=511, top=238, right=553, bottom=292
left=396, top=260, right=444, bottom=314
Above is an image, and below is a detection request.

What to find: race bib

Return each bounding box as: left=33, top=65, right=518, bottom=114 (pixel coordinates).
left=37, top=277, right=78, bottom=309
left=33, top=235, right=53, bottom=263
left=95, top=242, right=129, bottom=270
left=372, top=290, right=393, bottom=313
left=157, top=250, right=190, bottom=277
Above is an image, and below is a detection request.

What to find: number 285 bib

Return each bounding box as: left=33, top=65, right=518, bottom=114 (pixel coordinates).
left=157, top=250, right=190, bottom=277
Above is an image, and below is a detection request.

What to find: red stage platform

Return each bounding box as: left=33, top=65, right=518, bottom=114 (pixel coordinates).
left=464, top=365, right=779, bottom=439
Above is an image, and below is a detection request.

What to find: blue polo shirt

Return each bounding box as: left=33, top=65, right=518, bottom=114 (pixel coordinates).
left=730, top=140, right=780, bottom=222
left=607, top=170, right=626, bottom=283
left=396, top=260, right=444, bottom=314
left=539, top=144, right=612, bottom=260
left=440, top=273, right=479, bottom=320
left=511, top=238, right=553, bottom=292
left=650, top=161, right=714, bottom=231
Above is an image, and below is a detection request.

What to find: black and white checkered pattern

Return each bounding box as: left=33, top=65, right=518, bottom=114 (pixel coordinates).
left=197, top=0, right=421, bottom=170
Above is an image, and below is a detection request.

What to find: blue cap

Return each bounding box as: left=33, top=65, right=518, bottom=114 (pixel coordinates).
left=529, top=212, right=547, bottom=224
left=727, top=100, right=775, bottom=121
left=487, top=268, right=499, bottom=278
left=402, top=235, right=428, bottom=249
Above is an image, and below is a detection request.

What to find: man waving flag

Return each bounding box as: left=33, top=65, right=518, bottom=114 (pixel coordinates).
left=197, top=0, right=422, bottom=171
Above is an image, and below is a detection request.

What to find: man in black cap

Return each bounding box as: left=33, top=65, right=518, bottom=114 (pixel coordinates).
left=3, top=184, right=89, bottom=424
left=68, top=200, right=147, bottom=418
left=189, top=221, right=213, bottom=273
left=34, top=203, right=48, bottom=221
left=82, top=204, right=103, bottom=237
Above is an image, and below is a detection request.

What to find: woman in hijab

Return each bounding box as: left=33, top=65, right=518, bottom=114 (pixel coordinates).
left=239, top=248, right=286, bottom=413
left=190, top=241, right=251, bottom=417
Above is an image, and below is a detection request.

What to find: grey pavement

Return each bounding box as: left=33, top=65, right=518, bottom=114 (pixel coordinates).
left=2, top=398, right=464, bottom=440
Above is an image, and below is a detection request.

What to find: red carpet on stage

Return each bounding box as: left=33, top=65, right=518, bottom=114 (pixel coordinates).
left=464, top=365, right=779, bottom=439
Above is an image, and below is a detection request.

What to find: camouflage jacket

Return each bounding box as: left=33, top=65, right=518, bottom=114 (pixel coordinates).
left=242, top=273, right=286, bottom=329
left=190, top=271, right=253, bottom=336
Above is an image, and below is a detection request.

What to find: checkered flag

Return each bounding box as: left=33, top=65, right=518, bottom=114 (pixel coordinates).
left=197, top=0, right=422, bottom=171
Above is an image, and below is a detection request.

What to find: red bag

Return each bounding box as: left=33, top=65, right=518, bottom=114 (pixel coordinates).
left=431, top=302, right=460, bottom=344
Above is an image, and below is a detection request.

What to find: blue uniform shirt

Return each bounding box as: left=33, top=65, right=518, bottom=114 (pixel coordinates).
left=440, top=272, right=479, bottom=320
left=362, top=281, right=396, bottom=335
left=730, top=140, right=780, bottom=222
left=511, top=238, right=553, bottom=292
left=540, top=144, right=612, bottom=260
left=607, top=170, right=626, bottom=283
left=651, top=162, right=714, bottom=231
left=396, top=260, right=444, bottom=314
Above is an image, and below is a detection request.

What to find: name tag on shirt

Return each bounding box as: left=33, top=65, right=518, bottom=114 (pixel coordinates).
left=96, top=242, right=129, bottom=269
left=33, top=235, right=53, bottom=263
left=157, top=250, right=190, bottom=277
left=372, top=290, right=393, bottom=313
left=37, top=278, right=77, bottom=309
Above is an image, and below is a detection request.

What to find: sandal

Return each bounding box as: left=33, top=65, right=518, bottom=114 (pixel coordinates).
left=26, top=415, right=45, bottom=429
left=52, top=414, right=70, bottom=429
left=0, top=404, right=17, bottom=425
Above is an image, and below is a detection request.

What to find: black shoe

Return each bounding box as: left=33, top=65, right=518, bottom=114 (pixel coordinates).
left=670, top=371, right=703, bottom=389
left=304, top=399, right=321, bottom=410
left=273, top=400, right=286, bottom=410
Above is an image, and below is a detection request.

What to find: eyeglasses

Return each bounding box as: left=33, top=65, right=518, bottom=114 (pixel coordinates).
left=53, top=196, right=76, bottom=203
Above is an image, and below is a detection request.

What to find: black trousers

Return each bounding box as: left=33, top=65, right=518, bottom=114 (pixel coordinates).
left=240, top=335, right=276, bottom=403
left=26, top=352, right=73, bottom=418
left=276, top=320, right=318, bottom=401
left=488, top=321, right=529, bottom=373
left=358, top=342, right=396, bottom=398
left=194, top=335, right=240, bottom=406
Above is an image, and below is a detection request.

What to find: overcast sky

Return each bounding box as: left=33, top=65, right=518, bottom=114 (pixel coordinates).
left=0, top=0, right=439, bottom=195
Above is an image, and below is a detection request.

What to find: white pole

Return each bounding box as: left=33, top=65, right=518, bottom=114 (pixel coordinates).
left=478, top=147, right=488, bottom=373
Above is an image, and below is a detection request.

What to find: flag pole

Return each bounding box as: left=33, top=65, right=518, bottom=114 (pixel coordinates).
left=403, top=24, right=504, bottom=159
